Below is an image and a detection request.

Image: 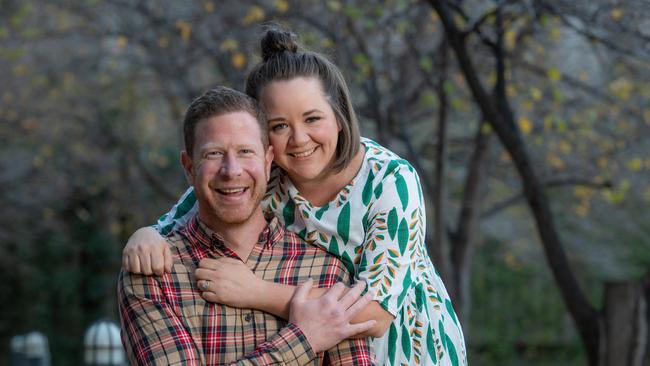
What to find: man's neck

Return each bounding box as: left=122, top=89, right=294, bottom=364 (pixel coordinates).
left=198, top=209, right=267, bottom=262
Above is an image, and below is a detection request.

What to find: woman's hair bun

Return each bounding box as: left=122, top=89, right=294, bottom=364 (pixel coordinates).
left=260, top=28, right=298, bottom=61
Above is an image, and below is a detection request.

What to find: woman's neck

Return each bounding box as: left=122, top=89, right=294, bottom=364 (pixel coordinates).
left=292, top=148, right=364, bottom=207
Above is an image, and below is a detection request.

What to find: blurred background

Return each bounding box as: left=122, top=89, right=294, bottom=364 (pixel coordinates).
left=1, top=0, right=649, bottom=365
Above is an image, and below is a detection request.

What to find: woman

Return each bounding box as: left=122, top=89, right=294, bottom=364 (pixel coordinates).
left=123, top=28, right=467, bottom=366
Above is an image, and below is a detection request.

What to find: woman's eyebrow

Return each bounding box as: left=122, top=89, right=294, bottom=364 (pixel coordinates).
left=267, top=116, right=285, bottom=123
left=303, top=109, right=324, bottom=116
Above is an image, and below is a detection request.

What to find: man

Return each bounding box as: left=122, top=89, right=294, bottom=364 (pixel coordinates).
left=118, top=87, right=375, bottom=365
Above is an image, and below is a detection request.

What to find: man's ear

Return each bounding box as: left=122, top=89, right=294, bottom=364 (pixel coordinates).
left=180, top=150, right=194, bottom=186
left=265, top=146, right=274, bottom=179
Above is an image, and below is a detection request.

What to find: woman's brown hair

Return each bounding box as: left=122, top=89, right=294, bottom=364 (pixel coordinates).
left=245, top=27, right=360, bottom=173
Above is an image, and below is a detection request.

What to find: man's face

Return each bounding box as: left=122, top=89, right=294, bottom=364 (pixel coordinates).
left=182, top=111, right=273, bottom=228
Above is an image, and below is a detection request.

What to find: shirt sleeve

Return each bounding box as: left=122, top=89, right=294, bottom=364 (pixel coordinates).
left=119, top=270, right=317, bottom=366
left=357, top=161, right=424, bottom=317
left=154, top=187, right=197, bottom=236
left=118, top=270, right=202, bottom=366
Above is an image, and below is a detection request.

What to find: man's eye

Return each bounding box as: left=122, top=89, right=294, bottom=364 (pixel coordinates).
left=241, top=149, right=254, bottom=154
left=206, top=151, right=222, bottom=158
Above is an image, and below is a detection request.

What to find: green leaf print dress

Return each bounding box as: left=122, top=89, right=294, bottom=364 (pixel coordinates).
left=156, top=138, right=467, bottom=365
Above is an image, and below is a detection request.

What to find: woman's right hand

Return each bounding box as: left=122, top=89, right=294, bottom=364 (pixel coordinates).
left=122, top=226, right=172, bottom=276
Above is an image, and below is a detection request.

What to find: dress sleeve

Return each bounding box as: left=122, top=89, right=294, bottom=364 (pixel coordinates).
left=357, top=161, right=425, bottom=317
left=154, top=187, right=198, bottom=236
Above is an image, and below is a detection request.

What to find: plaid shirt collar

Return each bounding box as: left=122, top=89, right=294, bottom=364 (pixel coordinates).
left=182, top=214, right=285, bottom=259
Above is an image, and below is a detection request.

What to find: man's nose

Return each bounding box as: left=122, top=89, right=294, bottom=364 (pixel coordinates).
left=219, top=154, right=243, bottom=177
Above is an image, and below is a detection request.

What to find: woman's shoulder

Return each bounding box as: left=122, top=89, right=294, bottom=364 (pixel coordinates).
left=360, top=137, right=417, bottom=179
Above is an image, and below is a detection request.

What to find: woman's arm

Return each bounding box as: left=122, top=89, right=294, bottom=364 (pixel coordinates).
left=122, top=187, right=197, bottom=275
left=122, top=227, right=172, bottom=276
left=196, top=258, right=394, bottom=337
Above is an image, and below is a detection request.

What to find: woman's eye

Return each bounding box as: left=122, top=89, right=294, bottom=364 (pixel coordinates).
left=306, top=116, right=321, bottom=123
left=271, top=123, right=288, bottom=131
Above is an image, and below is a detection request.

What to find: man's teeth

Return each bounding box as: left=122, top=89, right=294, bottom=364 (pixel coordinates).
left=292, top=147, right=316, bottom=158
left=219, top=188, right=245, bottom=194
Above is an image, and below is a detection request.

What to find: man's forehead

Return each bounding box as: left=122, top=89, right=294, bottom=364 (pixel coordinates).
left=195, top=115, right=263, bottom=149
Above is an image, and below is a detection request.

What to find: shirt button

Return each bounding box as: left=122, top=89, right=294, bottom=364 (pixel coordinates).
left=244, top=314, right=252, bottom=322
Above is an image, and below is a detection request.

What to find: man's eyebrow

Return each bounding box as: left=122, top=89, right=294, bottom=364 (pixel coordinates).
left=198, top=142, right=221, bottom=151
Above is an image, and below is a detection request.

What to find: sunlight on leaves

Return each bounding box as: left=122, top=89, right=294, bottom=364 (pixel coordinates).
left=175, top=20, right=192, bottom=42
left=274, top=0, right=290, bottom=13
left=231, top=52, right=246, bottom=69
left=518, top=117, right=533, bottom=135
left=243, top=6, right=265, bottom=25
left=204, top=1, right=215, bottom=13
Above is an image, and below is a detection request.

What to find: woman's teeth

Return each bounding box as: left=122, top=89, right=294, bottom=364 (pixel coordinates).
left=291, top=147, right=316, bottom=158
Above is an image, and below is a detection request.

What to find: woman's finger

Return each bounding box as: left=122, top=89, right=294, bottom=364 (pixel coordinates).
left=164, top=245, right=173, bottom=273
left=338, top=281, right=366, bottom=308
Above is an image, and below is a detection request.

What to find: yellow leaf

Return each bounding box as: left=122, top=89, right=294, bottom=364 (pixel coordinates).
left=550, top=27, right=561, bottom=41
left=274, top=0, right=289, bottom=13
left=505, top=30, right=516, bottom=50
left=158, top=36, right=169, bottom=48
left=175, top=20, right=192, bottom=42
left=481, top=123, right=492, bottom=134
left=12, top=64, right=28, bottom=76
left=546, top=153, right=565, bottom=170
left=243, top=6, right=265, bottom=25
left=547, top=68, right=561, bottom=83
left=506, top=85, right=517, bottom=97
left=610, top=8, right=623, bottom=21
left=518, top=117, right=533, bottom=134
left=327, top=1, right=342, bottom=12
left=220, top=39, right=238, bottom=52
left=116, top=35, right=128, bottom=49
left=204, top=1, right=215, bottom=13
left=575, top=201, right=589, bottom=217
left=627, top=158, right=643, bottom=171
left=558, top=140, right=571, bottom=154
left=530, top=87, right=542, bottom=101
left=573, top=186, right=592, bottom=199
left=231, top=52, right=246, bottom=69
left=609, top=77, right=632, bottom=100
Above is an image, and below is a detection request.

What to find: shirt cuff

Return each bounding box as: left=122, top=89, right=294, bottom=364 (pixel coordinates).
left=267, top=323, right=317, bottom=366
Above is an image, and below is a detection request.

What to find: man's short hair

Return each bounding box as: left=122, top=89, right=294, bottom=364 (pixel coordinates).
left=183, top=86, right=268, bottom=156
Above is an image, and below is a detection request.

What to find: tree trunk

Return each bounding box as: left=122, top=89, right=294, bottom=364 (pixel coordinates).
left=601, top=278, right=649, bottom=366
left=450, top=122, right=490, bottom=325
left=426, top=1, right=602, bottom=363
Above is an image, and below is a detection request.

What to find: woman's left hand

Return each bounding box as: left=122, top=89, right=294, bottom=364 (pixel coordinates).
left=195, top=257, right=263, bottom=308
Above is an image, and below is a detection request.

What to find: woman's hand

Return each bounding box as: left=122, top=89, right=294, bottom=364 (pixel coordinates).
left=122, top=227, right=172, bottom=276
left=195, top=257, right=264, bottom=309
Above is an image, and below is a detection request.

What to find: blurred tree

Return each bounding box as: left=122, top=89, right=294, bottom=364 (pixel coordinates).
left=1, top=0, right=649, bottom=364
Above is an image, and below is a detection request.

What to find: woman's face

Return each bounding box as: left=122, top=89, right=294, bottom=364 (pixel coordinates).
left=260, top=77, right=341, bottom=186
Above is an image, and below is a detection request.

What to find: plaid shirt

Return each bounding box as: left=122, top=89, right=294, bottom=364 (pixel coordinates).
left=118, top=215, right=373, bottom=365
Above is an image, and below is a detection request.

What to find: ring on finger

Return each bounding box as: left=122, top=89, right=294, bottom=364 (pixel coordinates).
left=199, top=280, right=210, bottom=291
